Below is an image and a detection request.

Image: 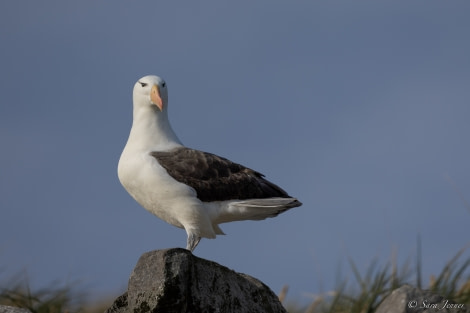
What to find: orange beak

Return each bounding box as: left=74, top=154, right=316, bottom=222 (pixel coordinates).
left=150, top=84, right=163, bottom=111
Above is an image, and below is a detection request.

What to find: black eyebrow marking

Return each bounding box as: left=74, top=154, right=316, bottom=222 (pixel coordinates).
left=139, top=82, right=148, bottom=87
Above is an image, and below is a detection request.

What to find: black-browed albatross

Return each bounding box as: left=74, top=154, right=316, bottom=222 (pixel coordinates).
left=117, top=75, right=302, bottom=251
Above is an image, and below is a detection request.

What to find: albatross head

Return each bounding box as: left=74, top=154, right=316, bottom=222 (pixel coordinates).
left=133, top=75, right=168, bottom=112
left=129, top=75, right=182, bottom=150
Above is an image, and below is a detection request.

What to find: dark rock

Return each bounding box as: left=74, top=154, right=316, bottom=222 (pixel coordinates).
left=0, top=306, right=31, bottom=313
left=376, top=284, right=468, bottom=313
left=106, top=248, right=287, bottom=313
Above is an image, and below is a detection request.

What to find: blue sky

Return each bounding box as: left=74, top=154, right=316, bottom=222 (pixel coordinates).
left=1, top=1, right=469, bottom=304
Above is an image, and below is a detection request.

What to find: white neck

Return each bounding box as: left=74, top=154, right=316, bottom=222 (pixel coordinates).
left=125, top=105, right=183, bottom=152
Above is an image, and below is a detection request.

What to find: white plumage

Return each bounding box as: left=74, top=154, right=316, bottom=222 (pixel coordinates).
left=118, top=75, right=301, bottom=251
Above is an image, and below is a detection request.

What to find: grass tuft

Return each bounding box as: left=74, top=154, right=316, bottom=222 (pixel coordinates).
left=428, top=244, right=470, bottom=304
left=282, top=243, right=470, bottom=313
left=0, top=272, right=86, bottom=313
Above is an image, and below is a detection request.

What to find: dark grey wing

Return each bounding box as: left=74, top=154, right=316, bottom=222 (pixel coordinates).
left=150, top=147, right=291, bottom=202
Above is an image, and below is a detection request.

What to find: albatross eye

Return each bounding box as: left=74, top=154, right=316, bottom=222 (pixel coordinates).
left=162, top=82, right=166, bottom=88
left=139, top=82, right=147, bottom=87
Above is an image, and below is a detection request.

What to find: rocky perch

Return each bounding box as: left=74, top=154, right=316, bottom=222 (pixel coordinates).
left=105, top=248, right=287, bottom=313
left=2, top=253, right=467, bottom=313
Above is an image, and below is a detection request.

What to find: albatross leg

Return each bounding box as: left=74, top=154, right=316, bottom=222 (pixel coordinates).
left=186, top=233, right=201, bottom=252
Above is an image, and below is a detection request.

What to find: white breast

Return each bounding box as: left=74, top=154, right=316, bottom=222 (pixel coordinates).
left=118, top=147, right=209, bottom=229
